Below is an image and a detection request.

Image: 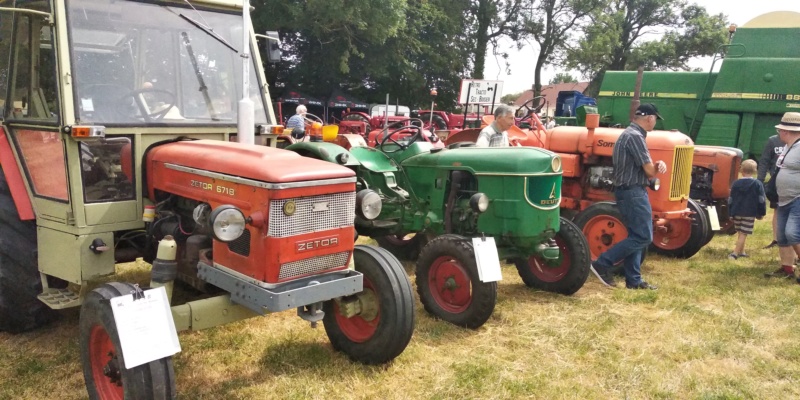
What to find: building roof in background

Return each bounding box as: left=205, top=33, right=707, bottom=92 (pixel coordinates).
left=513, top=82, right=589, bottom=111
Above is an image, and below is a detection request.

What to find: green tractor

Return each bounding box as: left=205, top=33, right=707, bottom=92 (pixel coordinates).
left=287, top=120, right=591, bottom=329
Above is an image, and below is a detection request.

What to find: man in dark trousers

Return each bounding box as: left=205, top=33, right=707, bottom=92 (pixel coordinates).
left=758, top=134, right=784, bottom=248
left=590, top=103, right=667, bottom=290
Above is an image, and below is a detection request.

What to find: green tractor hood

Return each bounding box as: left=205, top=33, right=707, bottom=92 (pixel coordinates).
left=401, top=147, right=558, bottom=175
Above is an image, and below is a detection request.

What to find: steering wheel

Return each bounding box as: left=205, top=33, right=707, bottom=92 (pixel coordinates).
left=303, top=113, right=324, bottom=125
left=516, top=96, right=546, bottom=119
left=378, top=118, right=424, bottom=153
left=126, top=88, right=177, bottom=122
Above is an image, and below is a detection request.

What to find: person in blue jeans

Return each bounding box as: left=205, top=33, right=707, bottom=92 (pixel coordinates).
left=590, top=104, right=667, bottom=290
left=770, top=112, right=800, bottom=283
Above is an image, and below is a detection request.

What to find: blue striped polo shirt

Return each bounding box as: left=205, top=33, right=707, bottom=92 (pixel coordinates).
left=612, top=122, right=652, bottom=188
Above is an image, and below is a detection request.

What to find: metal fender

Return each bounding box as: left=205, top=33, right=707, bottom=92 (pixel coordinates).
left=285, top=141, right=362, bottom=167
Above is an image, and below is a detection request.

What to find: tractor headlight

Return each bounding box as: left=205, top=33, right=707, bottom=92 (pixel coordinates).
left=648, top=178, right=661, bottom=191
left=209, top=205, right=247, bottom=242
left=356, top=190, right=382, bottom=220
left=470, top=193, right=490, bottom=213
left=551, top=156, right=562, bottom=172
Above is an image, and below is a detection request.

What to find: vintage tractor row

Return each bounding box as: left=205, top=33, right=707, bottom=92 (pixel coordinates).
left=0, top=0, right=415, bottom=398
left=446, top=113, right=710, bottom=260
left=286, top=121, right=591, bottom=329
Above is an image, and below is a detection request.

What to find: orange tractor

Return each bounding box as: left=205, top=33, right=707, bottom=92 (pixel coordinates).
left=446, top=113, right=710, bottom=259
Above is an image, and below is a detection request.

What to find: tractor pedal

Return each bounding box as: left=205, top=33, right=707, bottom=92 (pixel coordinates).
left=38, top=288, right=82, bottom=309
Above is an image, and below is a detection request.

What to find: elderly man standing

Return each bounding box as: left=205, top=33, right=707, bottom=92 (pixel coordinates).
left=766, top=112, right=800, bottom=282
left=589, top=103, right=667, bottom=290
left=285, top=105, right=307, bottom=139
left=476, top=104, right=516, bottom=147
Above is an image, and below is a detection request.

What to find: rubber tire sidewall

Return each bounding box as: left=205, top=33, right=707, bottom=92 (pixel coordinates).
left=80, top=282, right=176, bottom=400
left=415, top=235, right=497, bottom=329
left=514, top=217, right=590, bottom=295
left=323, top=245, right=415, bottom=365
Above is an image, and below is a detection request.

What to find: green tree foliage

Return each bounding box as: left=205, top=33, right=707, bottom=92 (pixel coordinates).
left=501, top=91, right=524, bottom=104
left=466, top=0, right=525, bottom=79
left=549, top=72, right=578, bottom=84
left=565, top=0, right=727, bottom=95
left=523, top=0, right=601, bottom=104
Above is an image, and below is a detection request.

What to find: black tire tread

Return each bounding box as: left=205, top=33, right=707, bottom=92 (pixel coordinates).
left=515, top=217, right=590, bottom=295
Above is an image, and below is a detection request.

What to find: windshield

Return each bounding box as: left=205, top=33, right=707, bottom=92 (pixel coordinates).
left=66, top=0, right=268, bottom=125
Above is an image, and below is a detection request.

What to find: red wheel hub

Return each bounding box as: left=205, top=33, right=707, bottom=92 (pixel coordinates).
left=428, top=256, right=472, bottom=313
left=528, top=236, right=570, bottom=282
left=88, top=325, right=124, bottom=400
left=653, top=219, right=691, bottom=250
left=334, top=278, right=380, bottom=343
left=582, top=214, right=627, bottom=260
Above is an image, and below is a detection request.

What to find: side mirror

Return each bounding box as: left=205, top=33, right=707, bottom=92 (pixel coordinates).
left=264, top=30, right=281, bottom=63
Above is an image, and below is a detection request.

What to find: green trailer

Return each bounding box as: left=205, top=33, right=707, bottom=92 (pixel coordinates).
left=597, top=11, right=800, bottom=158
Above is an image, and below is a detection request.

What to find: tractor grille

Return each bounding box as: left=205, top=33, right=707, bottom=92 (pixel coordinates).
left=279, top=251, right=350, bottom=280
left=227, top=228, right=251, bottom=256
left=268, top=192, right=355, bottom=237
left=669, top=145, right=694, bottom=201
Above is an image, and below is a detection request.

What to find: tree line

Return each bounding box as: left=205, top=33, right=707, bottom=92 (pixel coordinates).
left=253, top=0, right=728, bottom=112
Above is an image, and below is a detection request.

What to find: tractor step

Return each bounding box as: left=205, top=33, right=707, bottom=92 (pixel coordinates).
left=38, top=288, right=82, bottom=309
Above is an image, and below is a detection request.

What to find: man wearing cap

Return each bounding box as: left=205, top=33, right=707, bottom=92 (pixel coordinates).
left=766, top=112, right=800, bottom=283
left=589, top=103, right=667, bottom=290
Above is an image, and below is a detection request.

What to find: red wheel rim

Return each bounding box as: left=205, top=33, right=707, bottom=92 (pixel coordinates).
left=528, top=235, right=570, bottom=282
left=582, top=214, right=627, bottom=260
left=653, top=219, right=691, bottom=250
left=88, top=325, right=124, bottom=399
left=428, top=255, right=472, bottom=313
left=334, top=278, right=380, bottom=343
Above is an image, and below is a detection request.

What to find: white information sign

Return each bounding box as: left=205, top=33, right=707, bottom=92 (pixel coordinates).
left=706, top=205, right=721, bottom=231
left=458, top=79, right=504, bottom=105
left=472, top=237, right=503, bottom=282
left=110, top=286, right=181, bottom=369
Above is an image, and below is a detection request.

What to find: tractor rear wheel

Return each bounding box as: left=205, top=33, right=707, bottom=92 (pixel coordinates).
left=514, top=217, right=590, bottom=295
left=323, top=245, right=415, bottom=365
left=419, top=113, right=448, bottom=131
left=0, top=169, right=57, bottom=333
left=375, top=234, right=425, bottom=261
left=415, top=235, right=496, bottom=329
left=80, top=282, right=176, bottom=400
left=572, top=202, right=627, bottom=261
left=650, top=198, right=710, bottom=258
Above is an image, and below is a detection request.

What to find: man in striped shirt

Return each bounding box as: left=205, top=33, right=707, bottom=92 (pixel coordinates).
left=476, top=105, right=515, bottom=147
left=590, top=103, right=667, bottom=290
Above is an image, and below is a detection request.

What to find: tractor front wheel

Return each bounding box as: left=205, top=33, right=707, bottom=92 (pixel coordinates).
left=514, top=217, right=590, bottom=295
left=80, top=282, right=176, bottom=400
left=650, top=198, right=710, bottom=258
left=323, top=245, right=415, bottom=365
left=572, top=202, right=627, bottom=261
left=416, top=235, right=496, bottom=329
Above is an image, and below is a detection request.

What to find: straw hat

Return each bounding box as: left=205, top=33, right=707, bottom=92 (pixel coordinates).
left=776, top=112, right=800, bottom=132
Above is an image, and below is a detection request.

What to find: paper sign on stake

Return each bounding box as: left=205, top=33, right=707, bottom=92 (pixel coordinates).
left=472, top=237, right=503, bottom=282
left=110, top=286, right=181, bottom=369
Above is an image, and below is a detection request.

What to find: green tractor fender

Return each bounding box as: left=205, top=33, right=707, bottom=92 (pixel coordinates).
left=284, top=141, right=361, bottom=167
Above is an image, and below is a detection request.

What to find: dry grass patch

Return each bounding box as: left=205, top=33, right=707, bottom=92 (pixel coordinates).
left=3, top=212, right=800, bottom=398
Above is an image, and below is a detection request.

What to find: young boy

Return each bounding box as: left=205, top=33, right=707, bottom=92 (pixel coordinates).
left=728, top=159, right=767, bottom=259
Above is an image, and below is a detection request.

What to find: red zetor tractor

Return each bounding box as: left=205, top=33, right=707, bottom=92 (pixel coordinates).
left=0, top=0, right=415, bottom=397
left=447, top=115, right=711, bottom=259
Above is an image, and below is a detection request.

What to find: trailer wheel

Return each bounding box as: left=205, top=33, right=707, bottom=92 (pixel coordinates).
left=375, top=234, right=424, bottom=261
left=0, top=169, right=58, bottom=333
left=650, top=198, right=710, bottom=258
left=80, top=282, right=176, bottom=400
left=573, top=202, right=627, bottom=261
left=419, top=113, right=448, bottom=131
left=514, top=217, right=590, bottom=295
left=415, top=235, right=496, bottom=329
left=323, top=245, right=414, bottom=365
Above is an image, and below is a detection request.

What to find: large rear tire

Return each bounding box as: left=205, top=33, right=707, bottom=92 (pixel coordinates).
left=323, top=245, right=415, bottom=365
left=80, top=282, right=176, bottom=400
left=415, top=235, right=496, bottom=329
left=650, top=198, right=710, bottom=258
left=572, top=202, right=627, bottom=261
left=0, top=169, right=56, bottom=333
left=514, top=217, right=590, bottom=295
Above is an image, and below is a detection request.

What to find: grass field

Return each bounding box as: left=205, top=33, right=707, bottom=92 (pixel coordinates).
left=2, top=211, right=800, bottom=399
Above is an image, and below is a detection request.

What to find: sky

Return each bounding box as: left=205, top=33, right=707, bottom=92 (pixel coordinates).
left=484, top=0, right=800, bottom=95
